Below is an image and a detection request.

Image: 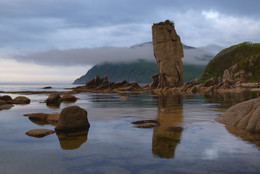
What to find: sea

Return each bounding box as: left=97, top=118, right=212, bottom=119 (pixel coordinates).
left=0, top=84, right=259, bottom=174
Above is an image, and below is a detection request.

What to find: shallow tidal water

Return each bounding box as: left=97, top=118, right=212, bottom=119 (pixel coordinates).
left=0, top=85, right=260, bottom=174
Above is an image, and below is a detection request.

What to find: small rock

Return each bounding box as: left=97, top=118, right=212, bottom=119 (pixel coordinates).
left=42, top=86, right=52, bottom=89
left=26, top=129, right=55, bottom=138
left=55, top=106, right=90, bottom=132
left=131, top=120, right=159, bottom=128
left=12, top=96, right=31, bottom=104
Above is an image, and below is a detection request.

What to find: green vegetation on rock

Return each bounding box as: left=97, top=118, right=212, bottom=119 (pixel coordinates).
left=200, top=42, right=260, bottom=83
left=73, top=59, right=205, bottom=84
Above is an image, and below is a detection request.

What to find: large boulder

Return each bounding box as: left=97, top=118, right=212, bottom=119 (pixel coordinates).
left=12, top=96, right=31, bottom=104
left=216, top=97, right=260, bottom=133
left=152, top=20, right=184, bottom=88
left=55, top=106, right=90, bottom=132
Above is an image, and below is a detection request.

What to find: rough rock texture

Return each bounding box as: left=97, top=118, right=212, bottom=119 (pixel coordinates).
left=73, top=75, right=142, bottom=93
left=55, top=106, right=90, bottom=132
left=216, top=97, right=260, bottom=133
left=152, top=20, right=184, bottom=88
left=12, top=96, right=31, bottom=104
left=26, top=129, right=55, bottom=138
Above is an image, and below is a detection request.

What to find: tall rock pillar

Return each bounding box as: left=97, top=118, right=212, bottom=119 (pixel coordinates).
left=152, top=20, right=184, bottom=88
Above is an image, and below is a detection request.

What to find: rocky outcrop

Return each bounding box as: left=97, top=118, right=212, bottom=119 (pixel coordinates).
left=216, top=97, right=260, bottom=133
left=26, top=129, right=55, bottom=138
left=55, top=106, right=90, bottom=132
left=152, top=20, right=184, bottom=88
left=73, top=75, right=142, bottom=93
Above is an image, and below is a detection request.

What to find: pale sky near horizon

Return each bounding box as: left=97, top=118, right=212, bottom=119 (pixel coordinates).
left=0, top=0, right=260, bottom=84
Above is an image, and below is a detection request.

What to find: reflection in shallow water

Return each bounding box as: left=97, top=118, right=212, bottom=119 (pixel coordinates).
left=152, top=95, right=183, bottom=158
left=56, top=129, right=89, bottom=150
left=225, top=125, right=260, bottom=148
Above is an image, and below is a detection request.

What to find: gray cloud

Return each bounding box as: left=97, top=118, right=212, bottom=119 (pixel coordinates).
left=0, top=0, right=259, bottom=52
left=14, top=42, right=221, bottom=66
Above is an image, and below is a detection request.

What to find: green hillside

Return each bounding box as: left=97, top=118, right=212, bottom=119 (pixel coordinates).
left=73, top=59, right=205, bottom=84
left=200, top=42, right=260, bottom=82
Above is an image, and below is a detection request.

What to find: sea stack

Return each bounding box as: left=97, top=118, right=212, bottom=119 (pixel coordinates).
left=152, top=20, right=184, bottom=88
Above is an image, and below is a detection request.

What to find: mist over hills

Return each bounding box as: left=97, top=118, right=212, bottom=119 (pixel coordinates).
left=73, top=42, right=221, bottom=84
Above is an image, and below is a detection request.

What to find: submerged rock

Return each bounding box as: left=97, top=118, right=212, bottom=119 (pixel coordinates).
left=55, top=106, right=90, bottom=132
left=26, top=129, right=55, bottom=138
left=216, top=97, right=260, bottom=133
left=132, top=120, right=159, bottom=128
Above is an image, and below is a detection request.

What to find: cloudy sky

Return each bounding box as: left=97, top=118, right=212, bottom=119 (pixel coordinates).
left=0, top=0, right=259, bottom=84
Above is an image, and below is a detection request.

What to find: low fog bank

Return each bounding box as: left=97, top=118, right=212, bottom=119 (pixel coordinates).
left=13, top=42, right=222, bottom=66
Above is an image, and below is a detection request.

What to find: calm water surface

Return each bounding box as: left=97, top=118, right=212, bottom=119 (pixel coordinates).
left=0, top=85, right=259, bottom=174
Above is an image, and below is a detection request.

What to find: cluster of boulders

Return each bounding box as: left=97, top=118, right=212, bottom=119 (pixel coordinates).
left=45, top=92, right=78, bottom=107
left=25, top=106, right=90, bottom=138
left=0, top=95, right=30, bottom=110
left=72, top=75, right=142, bottom=93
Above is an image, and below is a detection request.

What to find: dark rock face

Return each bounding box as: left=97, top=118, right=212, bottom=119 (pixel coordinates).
left=55, top=106, right=90, bottom=132
left=12, top=96, right=31, bottom=104
left=45, top=93, right=61, bottom=106
left=0, top=95, right=13, bottom=104
left=26, top=129, right=55, bottom=138
left=152, top=20, right=184, bottom=88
